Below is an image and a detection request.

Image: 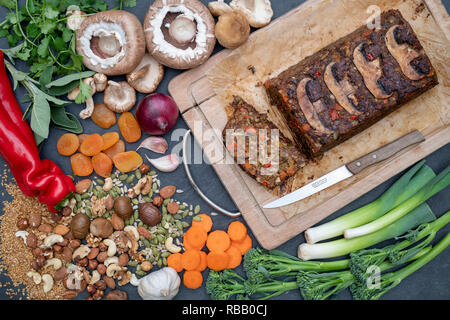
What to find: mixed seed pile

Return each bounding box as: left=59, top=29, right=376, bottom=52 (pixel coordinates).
left=0, top=163, right=204, bottom=300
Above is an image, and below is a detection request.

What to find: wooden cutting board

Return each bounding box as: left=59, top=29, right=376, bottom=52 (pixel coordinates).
left=169, top=0, right=450, bottom=249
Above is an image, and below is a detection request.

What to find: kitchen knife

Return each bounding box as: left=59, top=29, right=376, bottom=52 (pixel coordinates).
left=263, top=130, right=425, bottom=209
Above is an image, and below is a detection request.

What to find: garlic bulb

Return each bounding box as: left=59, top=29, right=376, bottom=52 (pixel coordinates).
left=137, top=267, right=181, bottom=300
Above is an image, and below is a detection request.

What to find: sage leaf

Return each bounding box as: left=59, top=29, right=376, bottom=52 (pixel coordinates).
left=51, top=108, right=83, bottom=133
left=46, top=80, right=80, bottom=96
left=30, top=93, right=51, bottom=139
left=39, top=66, right=54, bottom=87
left=45, top=71, right=95, bottom=88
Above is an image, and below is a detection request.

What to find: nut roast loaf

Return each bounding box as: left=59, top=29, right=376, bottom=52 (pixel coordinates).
left=224, top=10, right=438, bottom=190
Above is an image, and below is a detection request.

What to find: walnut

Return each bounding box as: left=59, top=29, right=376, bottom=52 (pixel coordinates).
left=129, top=250, right=146, bottom=263
left=118, top=271, right=132, bottom=286
left=91, top=196, right=107, bottom=217
left=127, top=188, right=137, bottom=199
left=110, top=231, right=131, bottom=254
left=85, top=233, right=101, bottom=248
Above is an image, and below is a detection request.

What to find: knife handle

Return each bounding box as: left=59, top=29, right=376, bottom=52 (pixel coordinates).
left=346, top=130, right=425, bottom=175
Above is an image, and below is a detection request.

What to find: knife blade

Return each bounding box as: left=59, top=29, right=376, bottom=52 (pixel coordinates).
left=263, top=130, right=425, bottom=209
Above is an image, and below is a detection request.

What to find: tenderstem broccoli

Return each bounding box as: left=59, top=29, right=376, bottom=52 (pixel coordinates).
left=350, top=233, right=450, bottom=300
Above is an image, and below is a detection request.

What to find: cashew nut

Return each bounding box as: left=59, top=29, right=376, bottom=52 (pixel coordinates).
left=73, top=245, right=91, bottom=260
left=103, top=239, right=117, bottom=257
left=68, top=197, right=77, bottom=210
left=103, top=177, right=113, bottom=192
left=45, top=258, right=62, bottom=271
left=165, top=237, right=182, bottom=253
left=89, top=270, right=101, bottom=285
left=43, top=234, right=64, bottom=248
left=104, top=256, right=119, bottom=267
left=106, top=264, right=124, bottom=278
left=124, top=226, right=139, bottom=241
left=42, top=274, right=54, bottom=293
left=15, top=231, right=29, bottom=245
left=27, top=271, right=42, bottom=284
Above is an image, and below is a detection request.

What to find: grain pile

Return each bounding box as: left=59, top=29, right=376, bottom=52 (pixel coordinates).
left=0, top=183, right=66, bottom=300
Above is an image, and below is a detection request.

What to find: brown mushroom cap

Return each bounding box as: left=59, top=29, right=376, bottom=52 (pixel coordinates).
left=126, top=53, right=164, bottom=94
left=143, top=0, right=216, bottom=70
left=76, top=10, right=146, bottom=76
left=215, top=11, right=250, bottom=49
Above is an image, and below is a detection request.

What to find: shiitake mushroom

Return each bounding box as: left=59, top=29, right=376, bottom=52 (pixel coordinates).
left=71, top=213, right=91, bottom=239
left=139, top=203, right=161, bottom=226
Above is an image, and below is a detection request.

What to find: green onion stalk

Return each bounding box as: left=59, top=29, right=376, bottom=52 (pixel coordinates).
left=298, top=202, right=436, bottom=260
left=305, top=161, right=435, bottom=244
left=344, top=165, right=449, bottom=239
left=350, top=233, right=450, bottom=300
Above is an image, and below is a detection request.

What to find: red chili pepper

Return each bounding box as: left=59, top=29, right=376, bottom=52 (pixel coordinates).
left=0, top=51, right=74, bottom=212
left=366, top=53, right=374, bottom=60
left=350, top=115, right=359, bottom=120
left=261, top=181, right=269, bottom=187
left=315, top=71, right=321, bottom=77
left=263, top=163, right=272, bottom=168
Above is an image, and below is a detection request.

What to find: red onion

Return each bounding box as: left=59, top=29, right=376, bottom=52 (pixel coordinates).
left=136, top=93, right=179, bottom=135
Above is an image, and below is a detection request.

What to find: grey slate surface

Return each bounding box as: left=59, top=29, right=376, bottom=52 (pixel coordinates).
left=0, top=0, right=448, bottom=300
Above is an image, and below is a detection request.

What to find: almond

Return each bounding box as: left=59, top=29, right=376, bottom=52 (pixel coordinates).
left=103, top=276, right=116, bottom=289
left=111, top=213, right=124, bottom=231
left=167, top=201, right=179, bottom=214
left=75, top=179, right=92, bottom=194
left=137, top=226, right=151, bottom=240
left=87, top=247, right=100, bottom=260
left=38, top=223, right=52, bottom=233
left=118, top=253, right=129, bottom=267
left=54, top=225, right=70, bottom=236
left=159, top=185, right=176, bottom=199
left=97, top=251, right=108, bottom=263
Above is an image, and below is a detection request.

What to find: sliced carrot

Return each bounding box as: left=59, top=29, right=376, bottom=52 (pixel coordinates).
left=206, top=230, right=231, bottom=252
left=195, top=251, right=207, bottom=272
left=225, top=246, right=242, bottom=269
left=192, top=214, right=213, bottom=233
left=232, top=235, right=252, bottom=255
left=167, top=253, right=183, bottom=273
left=207, top=251, right=230, bottom=271
left=183, top=237, right=197, bottom=251
left=227, top=221, right=247, bottom=243
left=181, top=250, right=201, bottom=271
left=184, top=226, right=208, bottom=250
left=183, top=270, right=203, bottom=289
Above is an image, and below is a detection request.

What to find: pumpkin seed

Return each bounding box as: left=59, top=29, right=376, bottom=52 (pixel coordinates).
left=193, top=216, right=202, bottom=222
left=182, top=210, right=189, bottom=218
left=194, top=205, right=200, bottom=214
left=136, top=270, right=146, bottom=277
left=134, top=210, right=139, bottom=220
left=126, top=174, right=135, bottom=184
left=135, top=170, right=142, bottom=180
left=143, top=196, right=152, bottom=203
left=142, top=239, right=151, bottom=248
left=161, top=252, right=171, bottom=258
left=96, top=179, right=104, bottom=186
left=148, top=256, right=155, bottom=263
left=85, top=208, right=92, bottom=218
left=152, top=247, right=159, bottom=256
left=119, top=174, right=128, bottom=181
left=152, top=182, right=157, bottom=191
left=138, top=221, right=143, bottom=227
left=181, top=221, right=190, bottom=228
left=173, top=214, right=182, bottom=220
left=163, top=198, right=171, bottom=206
left=75, top=194, right=82, bottom=202
left=162, top=257, right=167, bottom=266
left=132, top=198, right=139, bottom=205
left=81, top=193, right=90, bottom=200
left=88, top=183, right=94, bottom=193
left=151, top=238, right=158, bottom=245
left=157, top=259, right=162, bottom=268
left=157, top=235, right=164, bottom=243
left=127, top=260, right=138, bottom=267
left=157, top=227, right=166, bottom=234
left=162, top=206, right=168, bottom=215
left=149, top=171, right=157, bottom=176
left=179, top=204, right=186, bottom=210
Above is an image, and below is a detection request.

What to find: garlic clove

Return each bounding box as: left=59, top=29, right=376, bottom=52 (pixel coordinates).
left=137, top=136, right=168, bottom=154
left=145, top=154, right=179, bottom=173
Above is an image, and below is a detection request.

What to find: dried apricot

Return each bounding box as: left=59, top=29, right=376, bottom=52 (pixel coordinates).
left=77, top=134, right=88, bottom=151
left=70, top=153, right=93, bottom=177
left=92, top=152, right=113, bottom=178
left=101, top=132, right=120, bottom=151
left=79, top=133, right=104, bottom=156
left=113, top=151, right=143, bottom=173
left=103, top=140, right=125, bottom=160
left=118, top=112, right=141, bottom=143
left=57, top=133, right=79, bottom=156
left=91, top=103, right=116, bottom=129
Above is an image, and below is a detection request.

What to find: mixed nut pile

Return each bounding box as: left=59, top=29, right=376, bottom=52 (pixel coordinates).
left=13, top=163, right=197, bottom=300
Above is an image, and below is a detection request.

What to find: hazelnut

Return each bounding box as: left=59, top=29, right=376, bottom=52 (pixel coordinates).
left=105, top=195, right=115, bottom=211
left=86, top=284, right=97, bottom=295
left=96, top=251, right=108, bottom=263
left=26, top=233, right=38, bottom=248
left=31, top=261, right=40, bottom=271
left=152, top=195, right=163, bottom=207
left=106, top=290, right=127, bottom=300
left=16, top=218, right=29, bottom=230
left=139, top=164, right=150, bottom=174
left=118, top=253, right=129, bottom=267
left=97, top=264, right=106, bottom=275
left=50, top=212, right=62, bottom=223
left=58, top=239, right=69, bottom=247
left=53, top=244, right=63, bottom=253
left=62, top=247, right=73, bottom=262
left=139, top=203, right=161, bottom=226
left=36, top=255, right=46, bottom=268
left=61, top=206, right=72, bottom=216
left=32, top=248, right=43, bottom=258
left=88, top=259, right=98, bottom=270
left=54, top=267, right=68, bottom=281
left=92, top=290, right=104, bottom=300
left=77, top=257, right=88, bottom=267
left=29, top=212, right=42, bottom=228
left=87, top=247, right=100, bottom=260
left=70, top=239, right=81, bottom=249
left=95, top=280, right=107, bottom=291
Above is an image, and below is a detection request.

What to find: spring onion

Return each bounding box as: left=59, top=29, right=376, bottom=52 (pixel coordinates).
left=304, top=161, right=435, bottom=244
left=298, top=203, right=436, bottom=260
left=344, top=166, right=449, bottom=239
left=350, top=233, right=450, bottom=300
